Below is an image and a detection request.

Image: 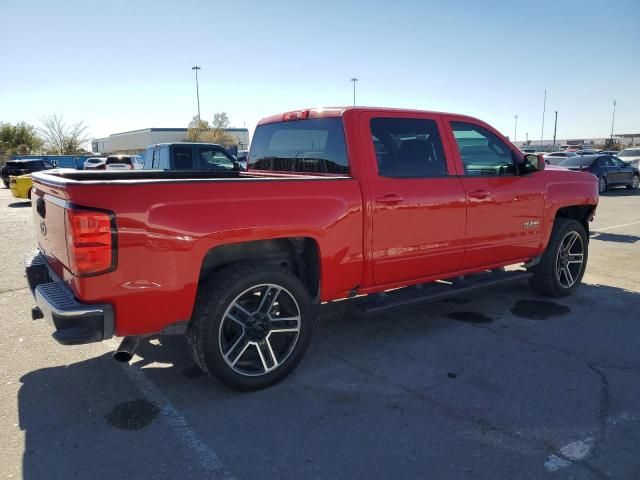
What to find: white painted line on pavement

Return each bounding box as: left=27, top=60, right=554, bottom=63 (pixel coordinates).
left=592, top=220, right=640, bottom=232
left=106, top=339, right=235, bottom=480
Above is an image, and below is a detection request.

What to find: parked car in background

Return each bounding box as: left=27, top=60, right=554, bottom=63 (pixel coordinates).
left=84, top=157, right=107, bottom=170
left=543, top=151, right=577, bottom=165
left=559, top=154, right=639, bottom=193
left=598, top=150, right=619, bottom=155
left=9, top=174, right=33, bottom=199
left=105, top=155, right=137, bottom=171
left=616, top=148, right=640, bottom=170
left=574, top=149, right=598, bottom=156
left=1, top=159, right=54, bottom=187
left=143, top=143, right=240, bottom=171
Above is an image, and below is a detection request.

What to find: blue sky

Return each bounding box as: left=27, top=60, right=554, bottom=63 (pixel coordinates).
left=1, top=0, right=638, bottom=143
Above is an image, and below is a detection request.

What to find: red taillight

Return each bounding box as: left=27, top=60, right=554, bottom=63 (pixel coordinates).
left=282, top=110, right=309, bottom=121
left=65, top=208, right=116, bottom=276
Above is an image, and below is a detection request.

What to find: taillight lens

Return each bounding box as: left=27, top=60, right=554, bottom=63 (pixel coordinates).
left=65, top=208, right=116, bottom=276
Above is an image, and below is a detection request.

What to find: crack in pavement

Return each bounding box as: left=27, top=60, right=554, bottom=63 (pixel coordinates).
left=0, top=286, right=30, bottom=295
left=469, top=323, right=622, bottom=478
left=325, top=350, right=559, bottom=460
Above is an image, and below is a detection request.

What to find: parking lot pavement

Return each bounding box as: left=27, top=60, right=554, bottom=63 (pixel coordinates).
left=1, top=186, right=639, bottom=480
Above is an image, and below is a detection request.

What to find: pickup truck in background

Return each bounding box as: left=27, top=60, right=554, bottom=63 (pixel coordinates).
left=143, top=142, right=240, bottom=171
left=26, top=107, right=598, bottom=390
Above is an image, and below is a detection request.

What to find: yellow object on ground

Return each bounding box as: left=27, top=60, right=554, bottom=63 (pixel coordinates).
left=9, top=174, right=33, bottom=200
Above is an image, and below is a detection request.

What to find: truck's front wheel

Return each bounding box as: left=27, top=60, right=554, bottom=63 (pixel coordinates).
left=187, top=262, right=315, bottom=391
left=529, top=219, right=588, bottom=297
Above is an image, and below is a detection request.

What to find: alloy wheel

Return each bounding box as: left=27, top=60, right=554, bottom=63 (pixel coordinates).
left=555, top=231, right=584, bottom=289
left=218, top=284, right=301, bottom=377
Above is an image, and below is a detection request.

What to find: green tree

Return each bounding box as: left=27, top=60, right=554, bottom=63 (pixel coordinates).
left=0, top=122, right=43, bottom=164
left=39, top=114, right=89, bottom=154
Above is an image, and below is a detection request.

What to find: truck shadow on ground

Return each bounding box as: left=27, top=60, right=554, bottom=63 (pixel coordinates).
left=591, top=231, right=640, bottom=243
left=17, top=283, right=640, bottom=479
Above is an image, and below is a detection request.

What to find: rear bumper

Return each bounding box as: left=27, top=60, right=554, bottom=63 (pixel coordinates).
left=25, top=252, right=114, bottom=345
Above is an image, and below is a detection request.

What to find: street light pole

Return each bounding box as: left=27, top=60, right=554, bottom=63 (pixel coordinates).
left=540, top=89, right=547, bottom=147
left=192, top=66, right=202, bottom=124
left=610, top=99, right=617, bottom=142
left=350, top=77, right=358, bottom=106
left=514, top=115, right=518, bottom=144
left=553, top=111, right=558, bottom=148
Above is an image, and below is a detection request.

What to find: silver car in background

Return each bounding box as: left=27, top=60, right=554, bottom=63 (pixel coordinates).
left=617, top=148, right=640, bottom=171
left=543, top=151, right=577, bottom=165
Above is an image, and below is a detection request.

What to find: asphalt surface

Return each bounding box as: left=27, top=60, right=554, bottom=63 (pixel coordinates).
left=1, top=184, right=639, bottom=480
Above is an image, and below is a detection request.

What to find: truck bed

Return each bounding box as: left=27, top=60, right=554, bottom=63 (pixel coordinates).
left=35, top=169, right=348, bottom=184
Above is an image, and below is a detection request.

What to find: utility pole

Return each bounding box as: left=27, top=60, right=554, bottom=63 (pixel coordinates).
left=350, top=77, right=358, bottom=106
left=610, top=99, right=617, bottom=141
left=526, top=132, right=529, bottom=145
left=540, top=89, right=547, bottom=147
left=552, top=111, right=558, bottom=148
left=192, top=66, right=202, bottom=124
left=514, top=115, right=518, bottom=144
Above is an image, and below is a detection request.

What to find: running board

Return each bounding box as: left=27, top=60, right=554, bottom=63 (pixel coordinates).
left=357, top=269, right=533, bottom=315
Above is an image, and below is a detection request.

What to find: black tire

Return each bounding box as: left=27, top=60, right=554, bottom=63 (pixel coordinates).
left=27, top=188, right=32, bottom=200
left=598, top=176, right=607, bottom=194
left=529, top=218, right=588, bottom=297
left=187, top=262, right=315, bottom=391
left=627, top=174, right=639, bottom=190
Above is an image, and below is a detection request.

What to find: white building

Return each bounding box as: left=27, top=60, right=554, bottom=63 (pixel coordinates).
left=91, top=127, right=250, bottom=154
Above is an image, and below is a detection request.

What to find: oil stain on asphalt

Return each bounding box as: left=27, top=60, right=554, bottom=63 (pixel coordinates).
left=446, top=311, right=494, bottom=323
left=105, top=399, right=160, bottom=430
left=510, top=300, right=570, bottom=320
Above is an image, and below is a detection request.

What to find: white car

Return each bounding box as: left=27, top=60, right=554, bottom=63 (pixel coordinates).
left=84, top=157, right=107, bottom=170
left=543, top=151, right=577, bottom=165
left=617, top=148, right=640, bottom=170
left=105, top=155, right=137, bottom=171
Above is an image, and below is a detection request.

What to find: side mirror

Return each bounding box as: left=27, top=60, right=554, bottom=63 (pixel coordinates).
left=523, top=153, right=545, bottom=172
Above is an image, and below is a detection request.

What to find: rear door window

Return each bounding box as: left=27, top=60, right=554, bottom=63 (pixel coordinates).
left=249, top=118, right=349, bottom=174
left=369, top=117, right=447, bottom=178
left=173, top=147, right=194, bottom=169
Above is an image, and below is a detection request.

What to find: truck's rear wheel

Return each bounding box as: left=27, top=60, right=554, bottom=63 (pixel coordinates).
left=187, top=262, right=315, bottom=391
left=529, top=219, right=588, bottom=297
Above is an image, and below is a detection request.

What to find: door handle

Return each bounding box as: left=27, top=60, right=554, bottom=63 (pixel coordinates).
left=375, top=194, right=403, bottom=205
left=468, top=190, right=490, bottom=199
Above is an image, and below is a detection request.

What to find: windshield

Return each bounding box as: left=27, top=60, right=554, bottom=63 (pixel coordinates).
left=618, top=149, right=639, bottom=157
left=248, top=118, right=349, bottom=174
left=559, top=156, right=596, bottom=167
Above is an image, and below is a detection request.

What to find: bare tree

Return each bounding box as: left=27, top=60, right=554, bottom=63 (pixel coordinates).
left=185, top=112, right=235, bottom=147
left=40, top=114, right=89, bottom=154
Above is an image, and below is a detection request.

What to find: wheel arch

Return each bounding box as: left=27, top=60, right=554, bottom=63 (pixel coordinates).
left=554, top=205, right=595, bottom=237
left=197, top=237, right=321, bottom=300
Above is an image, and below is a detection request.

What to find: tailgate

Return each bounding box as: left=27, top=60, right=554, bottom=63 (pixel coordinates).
left=32, top=187, right=69, bottom=273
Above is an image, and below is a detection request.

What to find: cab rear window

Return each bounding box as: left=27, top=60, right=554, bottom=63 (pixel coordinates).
left=248, top=118, right=349, bottom=174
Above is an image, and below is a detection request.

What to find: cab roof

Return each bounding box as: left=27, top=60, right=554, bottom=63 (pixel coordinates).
left=256, top=106, right=480, bottom=126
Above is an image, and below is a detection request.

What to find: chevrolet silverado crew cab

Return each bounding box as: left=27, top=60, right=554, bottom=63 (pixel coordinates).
left=25, top=107, right=598, bottom=391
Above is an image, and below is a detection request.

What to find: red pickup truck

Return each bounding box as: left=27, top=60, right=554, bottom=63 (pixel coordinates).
left=26, top=107, right=598, bottom=390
